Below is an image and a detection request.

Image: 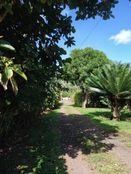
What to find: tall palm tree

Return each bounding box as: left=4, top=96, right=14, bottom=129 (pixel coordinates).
left=88, top=63, right=131, bottom=120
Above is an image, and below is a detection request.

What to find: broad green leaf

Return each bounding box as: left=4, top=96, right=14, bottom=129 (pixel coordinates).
left=4, top=67, right=13, bottom=80
left=13, top=67, right=27, bottom=80
left=0, top=39, right=16, bottom=52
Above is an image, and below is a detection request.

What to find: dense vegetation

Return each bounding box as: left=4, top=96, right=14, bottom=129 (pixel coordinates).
left=0, top=0, right=119, bottom=137
left=88, top=63, right=131, bottom=120
left=63, top=48, right=110, bottom=107
left=0, top=1, right=131, bottom=173
left=63, top=49, right=131, bottom=120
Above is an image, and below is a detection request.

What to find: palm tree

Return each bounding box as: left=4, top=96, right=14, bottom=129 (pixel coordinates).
left=88, top=63, right=131, bottom=120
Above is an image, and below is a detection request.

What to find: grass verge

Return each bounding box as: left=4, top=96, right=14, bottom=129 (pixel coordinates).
left=74, top=106, right=130, bottom=174
left=77, top=107, right=131, bottom=134
left=88, top=152, right=128, bottom=174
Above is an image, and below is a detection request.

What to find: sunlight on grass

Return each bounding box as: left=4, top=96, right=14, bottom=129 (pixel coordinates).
left=77, top=107, right=131, bottom=134
left=63, top=105, right=130, bottom=174
left=87, top=152, right=128, bottom=174
left=63, top=105, right=75, bottom=115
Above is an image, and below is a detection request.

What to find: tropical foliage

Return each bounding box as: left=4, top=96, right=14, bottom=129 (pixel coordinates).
left=88, top=63, right=131, bottom=120
left=0, top=0, right=119, bottom=136
left=0, top=1, right=131, bottom=173
left=63, top=47, right=110, bottom=107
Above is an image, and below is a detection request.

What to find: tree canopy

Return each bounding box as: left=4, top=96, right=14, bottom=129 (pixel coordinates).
left=62, top=48, right=110, bottom=108
left=1, top=0, right=118, bottom=68
left=63, top=48, right=110, bottom=90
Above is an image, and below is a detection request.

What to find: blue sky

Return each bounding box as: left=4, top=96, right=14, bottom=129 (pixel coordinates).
left=60, top=0, right=131, bottom=63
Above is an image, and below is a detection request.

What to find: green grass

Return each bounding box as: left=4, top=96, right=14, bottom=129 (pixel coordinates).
left=87, top=152, right=128, bottom=174
left=75, top=107, right=130, bottom=174
left=0, top=109, right=68, bottom=174
left=77, top=107, right=131, bottom=134
left=1, top=106, right=130, bottom=174
left=127, top=142, right=131, bottom=148
left=63, top=105, right=130, bottom=173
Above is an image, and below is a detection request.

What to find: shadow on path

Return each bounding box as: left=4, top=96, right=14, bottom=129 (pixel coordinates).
left=59, top=108, right=118, bottom=159
left=0, top=105, right=119, bottom=174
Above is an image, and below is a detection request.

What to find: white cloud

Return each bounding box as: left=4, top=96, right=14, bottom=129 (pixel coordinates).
left=110, top=29, right=131, bottom=45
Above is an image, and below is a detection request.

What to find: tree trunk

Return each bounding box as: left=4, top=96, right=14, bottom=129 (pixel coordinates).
left=112, top=106, right=120, bottom=121
left=110, top=97, right=121, bottom=121
left=82, top=92, right=88, bottom=108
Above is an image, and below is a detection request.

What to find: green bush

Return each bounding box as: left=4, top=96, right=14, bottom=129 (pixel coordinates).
left=89, top=93, right=108, bottom=108
left=14, top=79, right=60, bottom=126
left=15, top=83, right=43, bottom=125
left=0, top=76, right=61, bottom=136
left=74, top=91, right=83, bottom=107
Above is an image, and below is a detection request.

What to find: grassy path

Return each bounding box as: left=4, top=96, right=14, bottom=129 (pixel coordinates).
left=59, top=105, right=97, bottom=174
left=77, top=106, right=131, bottom=174
left=61, top=104, right=131, bottom=174
left=0, top=104, right=131, bottom=174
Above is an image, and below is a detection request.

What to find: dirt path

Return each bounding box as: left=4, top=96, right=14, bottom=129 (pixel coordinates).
left=64, top=151, right=95, bottom=174
left=104, top=135, right=131, bottom=170
left=59, top=105, right=97, bottom=174
left=59, top=103, right=131, bottom=174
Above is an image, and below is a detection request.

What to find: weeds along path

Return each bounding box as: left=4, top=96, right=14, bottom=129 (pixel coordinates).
left=59, top=103, right=131, bottom=174
left=103, top=134, right=131, bottom=171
